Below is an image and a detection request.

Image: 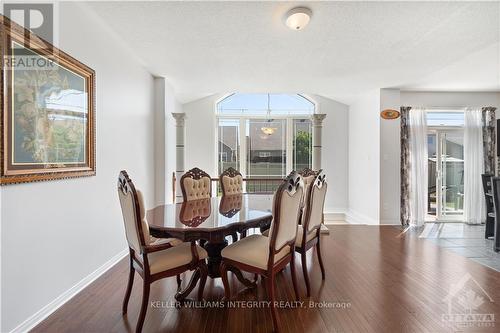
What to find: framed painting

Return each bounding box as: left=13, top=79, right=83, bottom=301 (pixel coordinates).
left=0, top=15, right=95, bottom=184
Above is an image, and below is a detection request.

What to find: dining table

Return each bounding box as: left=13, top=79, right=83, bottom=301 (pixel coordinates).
left=147, top=193, right=273, bottom=301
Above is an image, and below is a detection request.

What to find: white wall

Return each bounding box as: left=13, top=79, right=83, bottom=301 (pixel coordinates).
left=1, top=3, right=157, bottom=332
left=379, top=89, right=401, bottom=224
left=154, top=78, right=181, bottom=206
left=182, top=94, right=349, bottom=214
left=400, top=91, right=500, bottom=109
left=347, top=90, right=381, bottom=224
left=154, top=78, right=167, bottom=205
left=310, top=95, right=349, bottom=213
left=166, top=84, right=182, bottom=205
left=376, top=90, right=500, bottom=225
left=183, top=94, right=224, bottom=177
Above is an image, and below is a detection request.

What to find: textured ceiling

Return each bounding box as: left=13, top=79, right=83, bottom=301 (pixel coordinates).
left=83, top=1, right=500, bottom=104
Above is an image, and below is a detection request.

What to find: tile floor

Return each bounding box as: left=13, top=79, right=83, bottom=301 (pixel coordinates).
left=417, top=223, right=500, bottom=272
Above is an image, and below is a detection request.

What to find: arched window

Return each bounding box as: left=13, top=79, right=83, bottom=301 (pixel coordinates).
left=217, top=93, right=315, bottom=116
left=216, top=93, right=315, bottom=179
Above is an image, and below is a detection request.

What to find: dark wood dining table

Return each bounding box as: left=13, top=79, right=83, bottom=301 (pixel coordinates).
left=147, top=194, right=273, bottom=300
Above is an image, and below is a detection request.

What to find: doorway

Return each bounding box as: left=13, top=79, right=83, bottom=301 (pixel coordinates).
left=427, top=129, right=465, bottom=222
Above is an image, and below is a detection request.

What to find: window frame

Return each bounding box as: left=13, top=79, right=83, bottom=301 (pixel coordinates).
left=215, top=94, right=316, bottom=178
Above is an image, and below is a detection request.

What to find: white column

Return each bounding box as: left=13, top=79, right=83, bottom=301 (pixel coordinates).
left=312, top=114, right=327, bottom=170
left=172, top=113, right=186, bottom=202
left=312, top=114, right=329, bottom=234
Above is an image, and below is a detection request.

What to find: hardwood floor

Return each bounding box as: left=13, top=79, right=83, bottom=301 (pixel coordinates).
left=33, top=225, right=500, bottom=332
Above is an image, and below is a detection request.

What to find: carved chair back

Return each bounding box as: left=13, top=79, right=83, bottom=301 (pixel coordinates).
left=491, top=177, right=500, bottom=250
left=181, top=167, right=212, bottom=201
left=268, top=172, right=304, bottom=266
left=482, top=174, right=494, bottom=215
left=298, top=168, right=320, bottom=208
left=302, top=171, right=327, bottom=234
left=117, top=170, right=149, bottom=254
left=220, top=167, right=243, bottom=196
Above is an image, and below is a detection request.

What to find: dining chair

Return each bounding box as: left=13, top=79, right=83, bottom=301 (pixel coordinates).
left=260, top=168, right=320, bottom=237
left=295, top=171, right=327, bottom=297
left=482, top=174, right=495, bottom=239
left=220, top=167, right=243, bottom=196
left=180, top=167, right=212, bottom=202
left=220, top=172, right=303, bottom=332
left=220, top=167, right=249, bottom=240
left=490, top=177, right=500, bottom=252
left=117, top=170, right=208, bottom=333
left=298, top=168, right=321, bottom=208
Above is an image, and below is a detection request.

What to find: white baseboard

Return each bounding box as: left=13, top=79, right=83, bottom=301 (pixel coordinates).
left=345, top=209, right=379, bottom=225
left=380, top=219, right=401, bottom=225
left=324, top=211, right=346, bottom=223
left=10, top=248, right=128, bottom=333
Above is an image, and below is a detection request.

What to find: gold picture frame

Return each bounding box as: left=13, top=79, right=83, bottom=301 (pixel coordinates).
left=0, top=15, right=95, bottom=185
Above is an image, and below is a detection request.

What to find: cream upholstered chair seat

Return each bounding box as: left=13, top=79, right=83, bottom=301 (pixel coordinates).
left=295, top=225, right=316, bottom=247
left=148, top=242, right=208, bottom=274
left=221, top=234, right=290, bottom=270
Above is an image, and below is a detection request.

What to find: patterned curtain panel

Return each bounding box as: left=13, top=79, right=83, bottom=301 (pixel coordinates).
left=400, top=106, right=412, bottom=226
left=482, top=107, right=496, bottom=175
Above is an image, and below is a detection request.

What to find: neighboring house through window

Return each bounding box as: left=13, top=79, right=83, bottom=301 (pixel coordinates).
left=216, top=93, right=315, bottom=178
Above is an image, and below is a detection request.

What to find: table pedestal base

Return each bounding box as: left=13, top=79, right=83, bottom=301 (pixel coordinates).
left=205, top=240, right=228, bottom=278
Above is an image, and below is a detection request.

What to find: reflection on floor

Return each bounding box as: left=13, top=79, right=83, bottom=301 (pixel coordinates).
left=419, top=223, right=500, bottom=272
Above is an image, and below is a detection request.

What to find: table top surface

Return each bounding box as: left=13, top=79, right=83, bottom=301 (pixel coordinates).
left=147, top=194, right=273, bottom=232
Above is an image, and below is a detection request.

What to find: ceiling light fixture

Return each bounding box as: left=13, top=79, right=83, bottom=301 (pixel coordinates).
left=261, top=94, right=277, bottom=136
left=285, top=7, right=312, bottom=31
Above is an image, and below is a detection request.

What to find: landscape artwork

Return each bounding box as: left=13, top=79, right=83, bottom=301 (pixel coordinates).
left=1, top=15, right=95, bottom=184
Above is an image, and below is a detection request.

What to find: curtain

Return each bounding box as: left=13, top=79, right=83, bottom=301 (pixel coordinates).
left=464, top=109, right=485, bottom=225
left=408, top=108, right=428, bottom=226
left=482, top=107, right=496, bottom=175
left=400, top=107, right=411, bottom=226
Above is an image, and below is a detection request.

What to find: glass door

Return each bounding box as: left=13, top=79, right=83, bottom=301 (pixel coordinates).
left=439, top=131, right=464, bottom=219
left=427, top=133, right=437, bottom=218
left=427, top=129, right=464, bottom=221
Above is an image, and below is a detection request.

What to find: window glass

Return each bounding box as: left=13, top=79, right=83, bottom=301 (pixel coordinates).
left=217, top=119, right=239, bottom=174
left=217, top=94, right=314, bottom=182
left=427, top=112, right=464, bottom=127
left=217, top=93, right=314, bottom=116
left=293, top=119, right=312, bottom=172
left=246, top=119, right=286, bottom=177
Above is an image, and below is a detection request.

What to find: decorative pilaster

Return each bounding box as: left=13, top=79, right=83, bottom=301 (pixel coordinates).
left=312, top=114, right=327, bottom=170
left=312, top=114, right=328, bottom=234
left=172, top=113, right=186, bottom=202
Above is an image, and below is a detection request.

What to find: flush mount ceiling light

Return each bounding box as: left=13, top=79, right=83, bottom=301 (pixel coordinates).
left=285, top=7, right=312, bottom=30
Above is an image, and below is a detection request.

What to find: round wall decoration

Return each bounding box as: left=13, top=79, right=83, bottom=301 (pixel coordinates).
left=380, top=109, right=401, bottom=120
